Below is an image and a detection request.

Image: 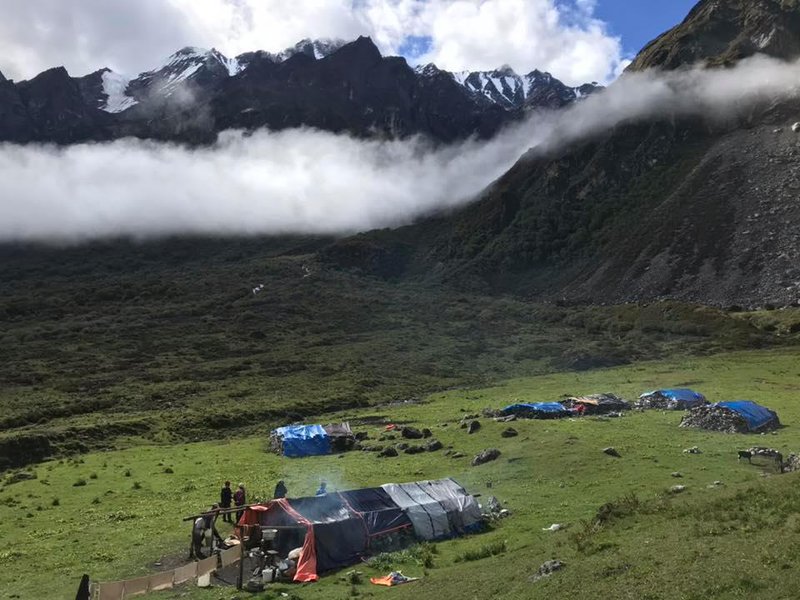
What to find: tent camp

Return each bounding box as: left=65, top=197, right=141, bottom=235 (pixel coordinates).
left=680, top=401, right=780, bottom=433
left=270, top=423, right=355, bottom=457
left=501, top=402, right=570, bottom=419
left=636, top=389, right=708, bottom=410
left=561, top=393, right=631, bottom=415
left=237, top=478, right=481, bottom=582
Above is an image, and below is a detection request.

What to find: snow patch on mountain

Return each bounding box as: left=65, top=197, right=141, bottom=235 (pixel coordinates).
left=100, top=71, right=137, bottom=113
left=271, top=38, right=347, bottom=62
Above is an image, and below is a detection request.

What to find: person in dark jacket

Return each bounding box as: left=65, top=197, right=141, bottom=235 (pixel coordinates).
left=234, top=483, right=246, bottom=522
left=220, top=480, right=233, bottom=522
left=274, top=480, right=287, bottom=499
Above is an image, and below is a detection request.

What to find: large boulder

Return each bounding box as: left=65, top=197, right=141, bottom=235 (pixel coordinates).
left=472, top=448, right=501, bottom=466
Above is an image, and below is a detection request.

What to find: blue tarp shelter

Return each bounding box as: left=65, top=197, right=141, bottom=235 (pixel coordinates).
left=717, top=401, right=779, bottom=432
left=273, top=424, right=331, bottom=458
left=637, top=388, right=707, bottom=410
left=502, top=402, right=569, bottom=418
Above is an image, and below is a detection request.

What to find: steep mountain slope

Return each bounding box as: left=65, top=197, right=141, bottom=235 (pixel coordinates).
left=327, top=0, right=800, bottom=309
left=630, top=0, right=800, bottom=71
left=0, top=37, right=596, bottom=145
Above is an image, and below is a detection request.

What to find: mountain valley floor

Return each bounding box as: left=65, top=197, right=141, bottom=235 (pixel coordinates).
left=4, top=347, right=800, bottom=600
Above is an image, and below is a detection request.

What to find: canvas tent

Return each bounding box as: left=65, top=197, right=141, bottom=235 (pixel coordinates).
left=501, top=402, right=569, bottom=419
left=237, top=478, right=479, bottom=582
left=680, top=401, right=780, bottom=433
left=637, top=389, right=707, bottom=410
left=561, top=393, right=631, bottom=415
left=270, top=423, right=355, bottom=457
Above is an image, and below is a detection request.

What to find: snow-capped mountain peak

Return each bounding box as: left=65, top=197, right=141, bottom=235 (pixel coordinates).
left=445, top=65, right=599, bottom=110
left=271, top=38, right=347, bottom=62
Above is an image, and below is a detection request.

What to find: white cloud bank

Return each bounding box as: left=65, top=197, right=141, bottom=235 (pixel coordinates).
left=0, top=0, right=625, bottom=86
left=2, top=55, right=800, bottom=243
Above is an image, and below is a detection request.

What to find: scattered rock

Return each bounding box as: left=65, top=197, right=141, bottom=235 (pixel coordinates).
left=530, top=560, right=565, bottom=582
left=482, top=496, right=511, bottom=521
left=501, top=427, right=518, bottom=438
left=379, top=447, right=398, bottom=458
left=459, top=422, right=468, bottom=429
left=669, top=485, right=686, bottom=494
left=401, top=427, right=424, bottom=439
left=451, top=452, right=466, bottom=459
left=494, top=415, right=517, bottom=423
left=421, top=428, right=432, bottom=438
left=542, top=523, right=565, bottom=532
left=707, top=481, right=724, bottom=488
left=683, top=446, right=702, bottom=454
left=6, top=472, right=36, bottom=484
left=395, top=442, right=409, bottom=451
left=354, top=431, right=369, bottom=441
left=603, top=447, right=621, bottom=458
left=793, top=122, right=800, bottom=133
left=671, top=472, right=683, bottom=478
left=467, top=421, right=481, bottom=434
left=472, top=448, right=501, bottom=466
left=425, top=440, right=443, bottom=452
left=403, top=446, right=425, bottom=455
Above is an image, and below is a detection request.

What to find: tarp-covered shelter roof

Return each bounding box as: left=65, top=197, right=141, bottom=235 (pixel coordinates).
left=502, top=402, right=568, bottom=414
left=381, top=479, right=482, bottom=541
left=237, top=478, right=477, bottom=582
left=272, top=424, right=330, bottom=458
left=637, top=388, right=707, bottom=410
left=718, top=401, right=779, bottom=432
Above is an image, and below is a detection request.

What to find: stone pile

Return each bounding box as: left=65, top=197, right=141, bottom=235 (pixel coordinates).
left=680, top=405, right=752, bottom=433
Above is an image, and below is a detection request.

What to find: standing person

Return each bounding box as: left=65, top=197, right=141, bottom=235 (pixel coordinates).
left=274, top=480, right=287, bottom=499
left=190, top=505, right=223, bottom=559
left=315, top=481, right=327, bottom=496
left=234, top=483, right=246, bottom=523
left=220, top=481, right=233, bottom=523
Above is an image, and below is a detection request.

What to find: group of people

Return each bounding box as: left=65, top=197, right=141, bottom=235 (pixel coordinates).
left=219, top=481, right=248, bottom=523
left=190, top=478, right=324, bottom=559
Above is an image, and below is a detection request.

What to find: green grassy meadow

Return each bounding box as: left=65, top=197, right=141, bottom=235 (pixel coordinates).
left=3, top=347, right=800, bottom=600
left=4, top=237, right=798, bottom=471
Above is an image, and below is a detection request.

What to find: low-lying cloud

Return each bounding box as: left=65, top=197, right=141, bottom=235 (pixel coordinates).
left=2, top=54, right=800, bottom=243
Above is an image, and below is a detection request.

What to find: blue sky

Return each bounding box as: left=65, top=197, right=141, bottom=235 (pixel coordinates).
left=593, top=0, right=699, bottom=57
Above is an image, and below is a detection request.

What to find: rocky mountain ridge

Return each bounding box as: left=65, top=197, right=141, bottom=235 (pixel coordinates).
left=0, top=37, right=598, bottom=145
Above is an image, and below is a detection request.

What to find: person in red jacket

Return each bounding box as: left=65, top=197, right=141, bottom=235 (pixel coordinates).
left=233, top=483, right=246, bottom=523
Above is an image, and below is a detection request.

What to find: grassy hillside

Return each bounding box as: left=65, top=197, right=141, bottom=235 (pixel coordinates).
left=1, top=237, right=786, bottom=470
left=3, top=347, right=800, bottom=600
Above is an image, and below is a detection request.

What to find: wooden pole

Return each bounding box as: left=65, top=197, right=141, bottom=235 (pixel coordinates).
left=237, top=540, right=245, bottom=590
left=182, top=503, right=261, bottom=522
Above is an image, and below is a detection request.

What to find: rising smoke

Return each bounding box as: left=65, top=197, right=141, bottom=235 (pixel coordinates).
left=2, top=55, right=800, bottom=243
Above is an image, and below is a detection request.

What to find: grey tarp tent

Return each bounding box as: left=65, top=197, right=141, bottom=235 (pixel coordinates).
left=381, top=478, right=482, bottom=540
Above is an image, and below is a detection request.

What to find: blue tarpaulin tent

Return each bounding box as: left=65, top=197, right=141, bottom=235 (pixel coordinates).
left=717, top=401, right=779, bottom=432
left=273, top=424, right=331, bottom=457
left=637, top=388, right=707, bottom=410
left=502, top=402, right=569, bottom=418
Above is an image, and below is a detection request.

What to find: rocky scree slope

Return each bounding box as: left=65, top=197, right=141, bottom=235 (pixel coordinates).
left=322, top=0, right=800, bottom=309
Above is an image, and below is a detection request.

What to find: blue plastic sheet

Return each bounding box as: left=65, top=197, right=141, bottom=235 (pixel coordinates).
left=274, top=424, right=331, bottom=457
left=502, top=402, right=568, bottom=414
left=718, top=401, right=778, bottom=432
left=660, top=389, right=706, bottom=404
